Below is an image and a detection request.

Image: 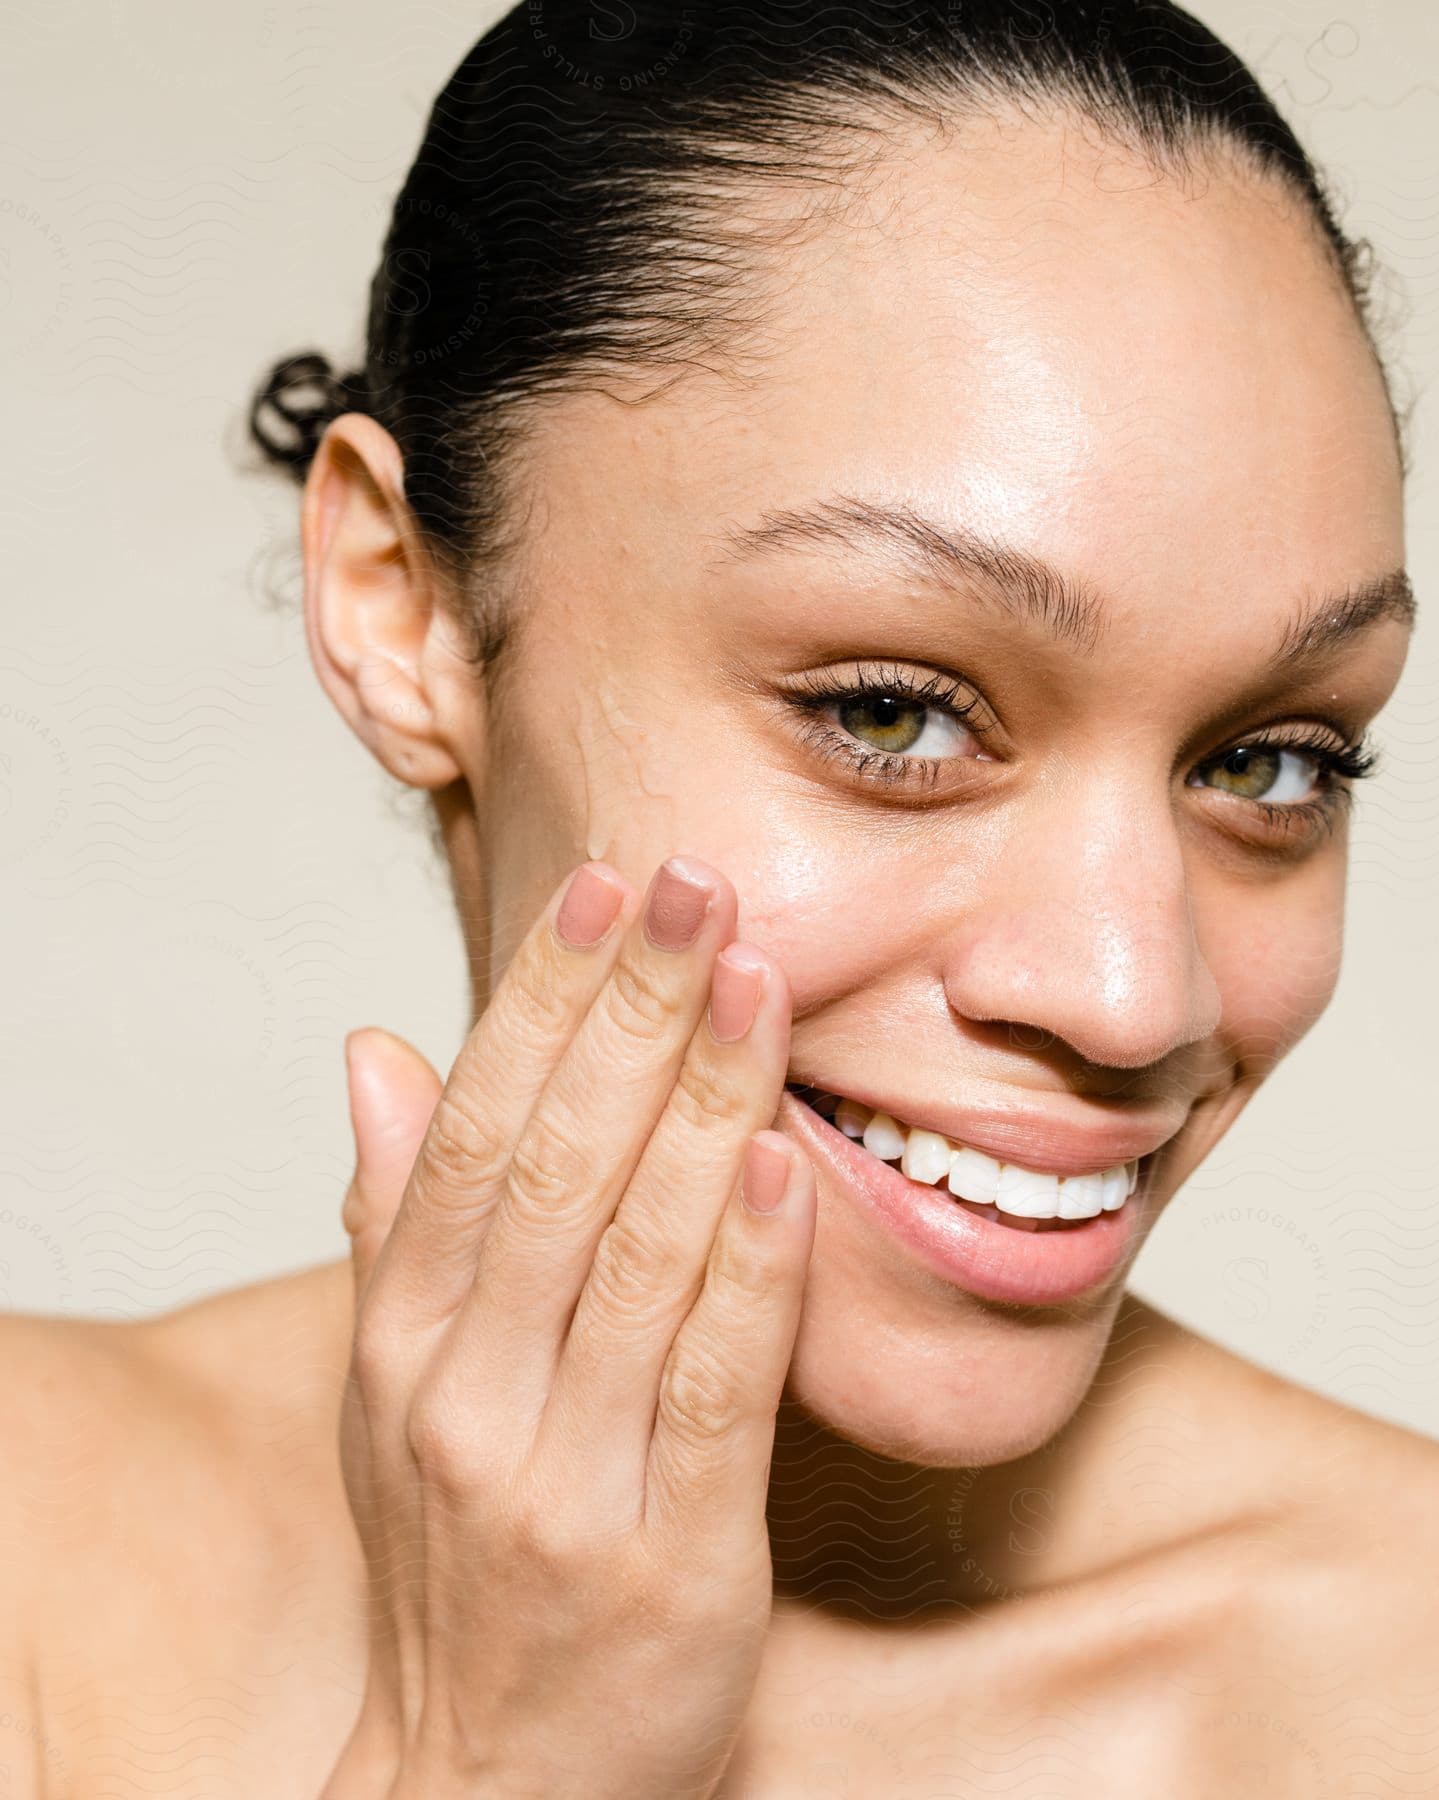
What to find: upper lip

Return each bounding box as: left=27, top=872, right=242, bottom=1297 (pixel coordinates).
left=787, top=1075, right=1185, bottom=1176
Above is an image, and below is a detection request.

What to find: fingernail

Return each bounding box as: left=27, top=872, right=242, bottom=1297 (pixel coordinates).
left=555, top=862, right=625, bottom=948
left=742, top=1135, right=791, bottom=1216
left=644, top=856, right=716, bottom=951
left=709, top=943, right=766, bottom=1042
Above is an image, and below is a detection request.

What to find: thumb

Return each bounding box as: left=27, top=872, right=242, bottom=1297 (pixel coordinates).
left=341, top=1026, right=442, bottom=1305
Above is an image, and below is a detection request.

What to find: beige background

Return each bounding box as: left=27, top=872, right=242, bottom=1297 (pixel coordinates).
left=2, top=2, right=1435, bottom=1434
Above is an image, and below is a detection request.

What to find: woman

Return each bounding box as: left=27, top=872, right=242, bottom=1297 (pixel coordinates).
left=3, top=1, right=1435, bottom=1794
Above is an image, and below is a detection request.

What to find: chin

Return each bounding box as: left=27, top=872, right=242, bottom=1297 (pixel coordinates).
left=770, top=1083, right=1161, bottom=1466
left=783, top=1198, right=1131, bottom=1469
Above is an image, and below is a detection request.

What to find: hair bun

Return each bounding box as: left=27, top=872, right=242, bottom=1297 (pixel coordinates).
left=248, top=350, right=370, bottom=483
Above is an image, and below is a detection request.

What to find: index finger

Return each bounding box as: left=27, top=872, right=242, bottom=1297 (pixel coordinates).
left=372, top=859, right=639, bottom=1328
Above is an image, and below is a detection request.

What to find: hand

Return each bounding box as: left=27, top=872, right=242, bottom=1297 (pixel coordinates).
left=322, top=856, right=816, bottom=1800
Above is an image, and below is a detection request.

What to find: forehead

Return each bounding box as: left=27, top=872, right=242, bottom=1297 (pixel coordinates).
left=564, top=109, right=1402, bottom=634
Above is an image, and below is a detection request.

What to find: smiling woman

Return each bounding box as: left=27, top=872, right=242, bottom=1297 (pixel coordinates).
left=5, top=1, right=1438, bottom=1796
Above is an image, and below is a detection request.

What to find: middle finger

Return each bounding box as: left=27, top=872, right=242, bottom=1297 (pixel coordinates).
left=452, top=854, right=738, bottom=1407
left=542, top=938, right=792, bottom=1477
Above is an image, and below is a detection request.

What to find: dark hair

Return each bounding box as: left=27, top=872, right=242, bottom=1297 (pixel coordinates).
left=248, top=0, right=1390, bottom=667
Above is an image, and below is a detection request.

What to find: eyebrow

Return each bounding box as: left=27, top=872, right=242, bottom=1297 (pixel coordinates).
left=706, top=492, right=1416, bottom=669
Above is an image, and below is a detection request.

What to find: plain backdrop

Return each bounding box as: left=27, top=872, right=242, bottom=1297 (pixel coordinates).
left=2, top=1, right=1436, bottom=1436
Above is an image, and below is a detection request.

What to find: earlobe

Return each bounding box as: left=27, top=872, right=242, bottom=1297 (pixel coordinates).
left=301, top=414, right=465, bottom=791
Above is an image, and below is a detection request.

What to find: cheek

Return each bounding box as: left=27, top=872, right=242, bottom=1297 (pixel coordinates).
left=724, top=832, right=949, bottom=1017
left=1201, top=862, right=1346, bottom=1074
left=484, top=707, right=895, bottom=993
left=478, top=672, right=698, bottom=927
left=489, top=663, right=783, bottom=880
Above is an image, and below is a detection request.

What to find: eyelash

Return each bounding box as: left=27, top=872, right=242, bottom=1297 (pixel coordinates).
left=785, top=664, right=1380, bottom=830
left=786, top=663, right=989, bottom=794
left=1213, top=735, right=1378, bottom=840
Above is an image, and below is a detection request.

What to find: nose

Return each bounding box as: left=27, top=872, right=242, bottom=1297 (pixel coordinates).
left=938, top=782, right=1223, bottom=1072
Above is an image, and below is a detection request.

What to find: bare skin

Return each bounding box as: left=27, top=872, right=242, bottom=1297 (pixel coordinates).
left=4, top=1268, right=1437, bottom=1797
left=4, top=106, right=1437, bottom=1797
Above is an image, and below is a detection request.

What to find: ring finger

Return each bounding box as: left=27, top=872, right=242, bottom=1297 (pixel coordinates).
left=541, top=941, right=792, bottom=1478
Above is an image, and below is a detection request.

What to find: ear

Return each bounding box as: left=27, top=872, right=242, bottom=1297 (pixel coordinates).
left=301, top=413, right=465, bottom=789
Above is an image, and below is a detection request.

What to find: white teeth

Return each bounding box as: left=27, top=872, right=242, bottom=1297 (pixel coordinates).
left=947, top=1144, right=1001, bottom=1205
left=1057, top=1171, right=1105, bottom=1220
left=862, top=1110, right=907, bottom=1162
left=901, top=1127, right=953, bottom=1186
left=994, top=1164, right=1061, bottom=1219
left=806, top=1088, right=1140, bottom=1220
left=834, top=1096, right=871, bottom=1139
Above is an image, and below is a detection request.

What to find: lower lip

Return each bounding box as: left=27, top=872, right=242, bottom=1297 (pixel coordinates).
left=777, top=1091, right=1145, bottom=1307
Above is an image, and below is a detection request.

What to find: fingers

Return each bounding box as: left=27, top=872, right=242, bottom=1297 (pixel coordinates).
left=375, top=860, right=639, bottom=1327
left=342, top=1028, right=443, bottom=1307
left=541, top=943, right=793, bottom=1474
left=644, top=1131, right=816, bottom=1537
left=453, top=856, right=739, bottom=1407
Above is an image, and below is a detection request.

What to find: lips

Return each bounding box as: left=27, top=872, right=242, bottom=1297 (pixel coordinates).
left=796, top=1077, right=1179, bottom=1174
left=789, top=1083, right=1137, bottom=1226
left=777, top=1087, right=1152, bottom=1307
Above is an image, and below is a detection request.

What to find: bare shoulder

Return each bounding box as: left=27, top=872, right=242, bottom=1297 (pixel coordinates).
left=1027, top=1305, right=1439, bottom=1796
left=1263, top=1372, right=1439, bottom=1661
left=1179, top=1310, right=1439, bottom=1563
left=1219, top=1397, right=1439, bottom=1796
left=0, top=1306, right=158, bottom=1792
left=0, top=1261, right=363, bottom=1796
left=1149, top=1300, right=1439, bottom=1610
left=0, top=1304, right=171, bottom=1624
left=2, top=1259, right=354, bottom=1560
left=1133, top=1314, right=1439, bottom=1793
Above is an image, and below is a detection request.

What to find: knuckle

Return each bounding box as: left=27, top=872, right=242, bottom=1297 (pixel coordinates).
left=350, top=1304, right=404, bottom=1408
left=506, top=1110, right=588, bottom=1217
left=587, top=1214, right=684, bottom=1323
left=507, top=1497, right=612, bottom=1578
left=659, top=1347, right=741, bottom=1447
left=709, top=1220, right=779, bottom=1310
left=606, top=955, right=680, bottom=1043
left=423, top=1092, right=505, bottom=1192
left=508, top=945, right=577, bottom=1042
left=405, top=1384, right=487, bottom=1496
left=669, top=1055, right=750, bottom=1135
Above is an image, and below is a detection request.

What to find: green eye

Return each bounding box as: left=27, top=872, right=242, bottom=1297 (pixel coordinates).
left=836, top=693, right=927, bottom=754
left=787, top=664, right=994, bottom=795
left=1194, top=743, right=1318, bottom=805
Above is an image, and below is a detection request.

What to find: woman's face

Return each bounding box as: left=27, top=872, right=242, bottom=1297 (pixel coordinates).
left=344, top=112, right=1411, bottom=1467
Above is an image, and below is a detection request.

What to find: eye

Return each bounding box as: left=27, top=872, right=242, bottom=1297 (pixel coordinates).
left=1185, top=730, right=1378, bottom=840
left=832, top=690, right=981, bottom=760
left=1190, top=742, right=1321, bottom=805
left=782, top=663, right=994, bottom=793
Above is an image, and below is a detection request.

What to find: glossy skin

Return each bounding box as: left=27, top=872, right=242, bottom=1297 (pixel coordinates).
left=314, top=109, right=1408, bottom=1468
left=3, top=106, right=1435, bottom=1798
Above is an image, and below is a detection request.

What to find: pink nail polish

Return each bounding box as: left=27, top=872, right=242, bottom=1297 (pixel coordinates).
left=644, top=856, right=717, bottom=951
left=555, top=862, right=624, bottom=948
left=709, top=944, right=766, bottom=1043
left=742, top=1135, right=791, bottom=1215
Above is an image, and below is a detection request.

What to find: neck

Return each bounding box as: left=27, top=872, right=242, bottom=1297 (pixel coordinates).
left=317, top=1266, right=1235, bottom=1617
left=764, top=1293, right=1210, bottom=1619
